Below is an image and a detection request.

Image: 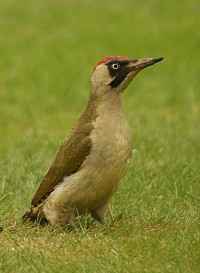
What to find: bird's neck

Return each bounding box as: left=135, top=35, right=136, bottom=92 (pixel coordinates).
left=79, top=88, right=125, bottom=129
left=88, top=87, right=124, bottom=114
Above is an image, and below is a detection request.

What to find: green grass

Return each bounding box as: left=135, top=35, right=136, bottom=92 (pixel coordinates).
left=0, top=0, right=199, bottom=272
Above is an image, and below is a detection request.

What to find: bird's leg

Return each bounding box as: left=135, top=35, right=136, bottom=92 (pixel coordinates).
left=66, top=207, right=77, bottom=229
left=91, top=202, right=110, bottom=224
left=108, top=202, right=114, bottom=221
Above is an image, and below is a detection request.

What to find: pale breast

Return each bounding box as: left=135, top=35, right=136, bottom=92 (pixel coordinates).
left=45, top=105, right=133, bottom=214
left=84, top=110, right=132, bottom=186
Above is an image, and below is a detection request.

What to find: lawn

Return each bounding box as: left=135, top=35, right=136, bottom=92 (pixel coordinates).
left=0, top=0, right=199, bottom=272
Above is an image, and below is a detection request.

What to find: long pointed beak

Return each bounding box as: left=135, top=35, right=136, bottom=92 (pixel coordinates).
left=129, top=57, right=163, bottom=71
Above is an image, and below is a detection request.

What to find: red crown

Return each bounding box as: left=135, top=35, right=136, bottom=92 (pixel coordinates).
left=93, top=56, right=127, bottom=71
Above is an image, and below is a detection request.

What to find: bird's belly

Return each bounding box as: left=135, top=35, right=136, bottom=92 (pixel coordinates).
left=53, top=131, right=131, bottom=212
left=44, top=118, right=132, bottom=215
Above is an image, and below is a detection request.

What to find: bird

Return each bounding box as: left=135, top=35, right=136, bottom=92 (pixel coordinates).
left=22, top=55, right=163, bottom=227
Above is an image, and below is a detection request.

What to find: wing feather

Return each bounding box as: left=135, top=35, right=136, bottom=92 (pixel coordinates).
left=31, top=95, right=98, bottom=206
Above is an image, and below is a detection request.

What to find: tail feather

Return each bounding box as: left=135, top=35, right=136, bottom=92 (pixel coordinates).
left=22, top=207, right=37, bottom=222
left=22, top=205, right=47, bottom=224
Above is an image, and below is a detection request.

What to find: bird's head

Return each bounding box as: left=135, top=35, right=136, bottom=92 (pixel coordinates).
left=91, top=56, right=163, bottom=96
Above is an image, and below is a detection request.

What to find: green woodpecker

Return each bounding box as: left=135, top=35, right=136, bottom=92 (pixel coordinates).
left=22, top=56, right=163, bottom=227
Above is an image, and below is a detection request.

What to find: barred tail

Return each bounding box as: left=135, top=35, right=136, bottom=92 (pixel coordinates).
left=22, top=205, right=47, bottom=224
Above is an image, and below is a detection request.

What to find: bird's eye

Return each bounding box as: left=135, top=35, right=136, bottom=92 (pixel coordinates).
left=111, top=63, right=120, bottom=70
